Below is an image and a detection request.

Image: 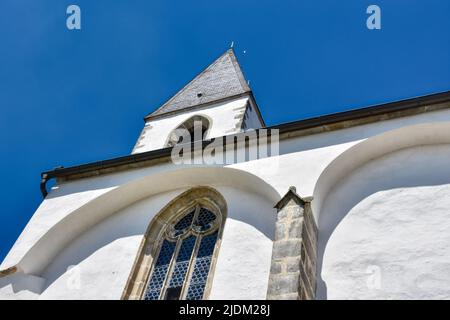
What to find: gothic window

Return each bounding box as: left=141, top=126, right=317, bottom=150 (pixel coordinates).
left=166, top=115, right=210, bottom=147
left=122, top=187, right=226, bottom=300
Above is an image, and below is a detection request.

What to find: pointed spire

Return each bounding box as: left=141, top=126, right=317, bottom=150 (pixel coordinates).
left=145, top=49, right=251, bottom=119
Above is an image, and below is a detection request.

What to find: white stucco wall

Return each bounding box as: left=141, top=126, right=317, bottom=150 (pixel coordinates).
left=133, top=97, right=258, bottom=153
left=242, top=103, right=263, bottom=130
left=38, top=190, right=182, bottom=300
left=1, top=104, right=450, bottom=300
left=0, top=273, right=45, bottom=300
left=318, top=144, right=450, bottom=299
left=209, top=187, right=275, bottom=300
left=33, top=186, right=274, bottom=300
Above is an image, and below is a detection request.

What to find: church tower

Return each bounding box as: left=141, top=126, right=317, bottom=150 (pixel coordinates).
left=132, top=49, right=265, bottom=154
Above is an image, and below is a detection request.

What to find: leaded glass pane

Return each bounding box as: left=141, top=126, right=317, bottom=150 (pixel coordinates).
left=186, top=231, right=218, bottom=300
left=143, top=240, right=176, bottom=300
left=195, top=208, right=216, bottom=231
left=143, top=205, right=220, bottom=301
left=173, top=210, right=195, bottom=236
left=165, top=235, right=196, bottom=299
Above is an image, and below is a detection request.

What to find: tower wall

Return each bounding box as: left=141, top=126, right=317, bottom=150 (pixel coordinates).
left=132, top=96, right=263, bottom=154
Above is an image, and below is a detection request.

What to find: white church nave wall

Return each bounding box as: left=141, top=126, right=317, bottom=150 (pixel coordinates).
left=0, top=166, right=279, bottom=276
left=317, top=144, right=450, bottom=299
left=36, top=186, right=275, bottom=299
left=2, top=106, right=450, bottom=299
left=3, top=109, right=450, bottom=278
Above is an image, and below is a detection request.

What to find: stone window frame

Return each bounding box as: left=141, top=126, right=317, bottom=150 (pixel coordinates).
left=121, top=187, right=227, bottom=300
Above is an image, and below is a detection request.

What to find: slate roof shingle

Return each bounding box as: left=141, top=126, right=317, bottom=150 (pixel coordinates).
left=146, top=49, right=251, bottom=119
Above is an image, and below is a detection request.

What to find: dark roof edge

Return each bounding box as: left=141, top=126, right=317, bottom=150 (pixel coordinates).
left=145, top=91, right=266, bottom=127
left=271, top=90, right=450, bottom=134
left=228, top=48, right=251, bottom=92
left=41, top=90, right=450, bottom=196
left=145, top=92, right=253, bottom=121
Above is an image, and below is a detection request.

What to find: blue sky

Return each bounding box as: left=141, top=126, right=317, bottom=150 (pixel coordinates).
left=0, top=0, right=449, bottom=262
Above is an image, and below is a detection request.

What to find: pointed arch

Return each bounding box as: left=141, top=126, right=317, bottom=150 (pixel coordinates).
left=121, top=186, right=227, bottom=300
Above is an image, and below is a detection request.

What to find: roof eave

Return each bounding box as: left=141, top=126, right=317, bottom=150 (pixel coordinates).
left=40, top=90, right=450, bottom=197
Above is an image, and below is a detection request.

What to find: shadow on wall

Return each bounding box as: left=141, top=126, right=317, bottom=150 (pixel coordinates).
left=7, top=166, right=279, bottom=277
left=39, top=190, right=183, bottom=294
left=37, top=186, right=276, bottom=297
left=0, top=272, right=45, bottom=298
left=280, top=109, right=450, bottom=155
left=316, top=144, right=450, bottom=299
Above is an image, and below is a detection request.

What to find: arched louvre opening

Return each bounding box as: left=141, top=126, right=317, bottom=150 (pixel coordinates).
left=143, top=205, right=220, bottom=300
left=166, top=115, right=210, bottom=147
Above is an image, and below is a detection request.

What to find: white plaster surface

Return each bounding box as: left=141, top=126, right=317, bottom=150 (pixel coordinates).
left=133, top=97, right=259, bottom=153
left=209, top=187, right=275, bottom=300
left=318, top=144, right=450, bottom=299
left=1, top=104, right=450, bottom=300
left=2, top=186, right=275, bottom=299
left=39, top=190, right=183, bottom=299
left=0, top=166, right=279, bottom=276
left=242, top=103, right=262, bottom=130
left=0, top=273, right=45, bottom=300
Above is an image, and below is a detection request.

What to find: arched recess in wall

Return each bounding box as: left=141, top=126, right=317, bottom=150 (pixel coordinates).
left=312, top=121, right=450, bottom=299
left=312, top=121, right=450, bottom=222
left=5, top=167, right=279, bottom=280
left=166, top=115, right=211, bottom=147
left=122, top=187, right=227, bottom=300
